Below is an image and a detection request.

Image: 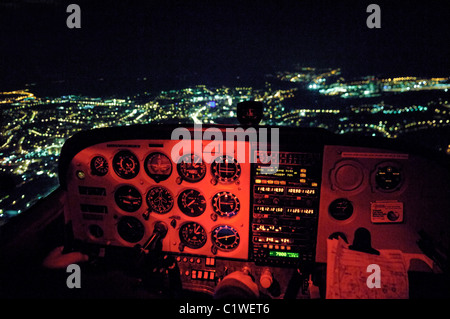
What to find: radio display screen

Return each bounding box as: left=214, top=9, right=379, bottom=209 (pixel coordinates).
left=256, top=165, right=303, bottom=179
left=269, top=251, right=299, bottom=258
left=254, top=186, right=285, bottom=194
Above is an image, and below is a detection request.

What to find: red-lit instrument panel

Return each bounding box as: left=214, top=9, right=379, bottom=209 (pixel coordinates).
left=60, top=125, right=450, bottom=299
left=64, top=139, right=251, bottom=260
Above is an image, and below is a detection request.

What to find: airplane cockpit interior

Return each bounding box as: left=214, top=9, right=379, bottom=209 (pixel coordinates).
left=1, top=100, right=449, bottom=304
left=1, top=2, right=450, bottom=314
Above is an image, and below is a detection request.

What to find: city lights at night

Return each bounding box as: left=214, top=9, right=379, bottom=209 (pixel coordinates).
left=1, top=68, right=449, bottom=222
left=1, top=0, right=449, bottom=220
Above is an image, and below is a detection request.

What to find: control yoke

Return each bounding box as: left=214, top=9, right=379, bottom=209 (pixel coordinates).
left=138, top=222, right=168, bottom=254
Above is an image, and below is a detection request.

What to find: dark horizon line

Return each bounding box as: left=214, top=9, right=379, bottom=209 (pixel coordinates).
left=1, top=58, right=449, bottom=101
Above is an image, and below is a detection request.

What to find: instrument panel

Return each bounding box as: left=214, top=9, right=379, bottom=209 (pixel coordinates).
left=60, top=125, right=450, bottom=298
left=65, top=138, right=251, bottom=260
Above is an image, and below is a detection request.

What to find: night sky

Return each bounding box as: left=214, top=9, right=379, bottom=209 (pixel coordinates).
left=0, top=0, right=449, bottom=94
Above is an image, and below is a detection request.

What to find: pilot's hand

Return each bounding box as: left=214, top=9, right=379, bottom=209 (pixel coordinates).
left=214, top=270, right=260, bottom=299
left=42, top=246, right=89, bottom=269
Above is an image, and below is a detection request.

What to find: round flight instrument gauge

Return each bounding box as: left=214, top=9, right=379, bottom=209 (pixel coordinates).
left=114, top=185, right=142, bottom=212
left=117, top=216, right=145, bottom=243
left=328, top=198, right=353, bottom=221
left=178, top=189, right=207, bottom=217
left=112, top=150, right=140, bottom=179
left=179, top=222, right=207, bottom=249
left=211, top=225, right=240, bottom=251
left=212, top=191, right=240, bottom=217
left=144, top=152, right=172, bottom=182
left=90, top=155, right=108, bottom=176
left=211, top=155, right=241, bottom=183
left=375, top=165, right=402, bottom=191
left=146, top=186, right=174, bottom=214
left=177, top=153, right=207, bottom=183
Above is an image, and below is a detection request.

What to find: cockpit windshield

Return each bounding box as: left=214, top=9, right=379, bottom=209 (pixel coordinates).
left=0, top=1, right=449, bottom=235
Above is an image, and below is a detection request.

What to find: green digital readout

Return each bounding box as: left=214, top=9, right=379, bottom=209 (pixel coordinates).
left=269, top=251, right=299, bottom=258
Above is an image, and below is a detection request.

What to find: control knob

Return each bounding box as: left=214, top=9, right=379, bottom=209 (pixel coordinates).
left=259, top=268, right=273, bottom=289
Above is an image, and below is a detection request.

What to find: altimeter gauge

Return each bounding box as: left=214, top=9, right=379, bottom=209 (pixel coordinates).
left=177, top=153, right=207, bottom=183
left=177, top=189, right=207, bottom=217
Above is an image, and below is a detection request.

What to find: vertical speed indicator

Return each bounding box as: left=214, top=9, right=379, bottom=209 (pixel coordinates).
left=179, top=222, right=207, bottom=249
left=177, top=189, right=206, bottom=217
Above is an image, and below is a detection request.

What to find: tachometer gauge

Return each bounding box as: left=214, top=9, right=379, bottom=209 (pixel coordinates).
left=114, top=185, right=142, bottom=212
left=211, top=225, right=240, bottom=251
left=90, top=155, right=108, bottom=176
left=144, top=152, right=172, bottom=182
left=212, top=191, right=240, bottom=217
left=177, top=153, right=207, bottom=183
left=179, top=222, right=207, bottom=249
left=146, top=186, right=174, bottom=214
left=211, top=155, right=241, bottom=183
left=177, top=189, right=207, bottom=217
left=117, top=216, right=145, bottom=243
left=112, top=150, right=140, bottom=179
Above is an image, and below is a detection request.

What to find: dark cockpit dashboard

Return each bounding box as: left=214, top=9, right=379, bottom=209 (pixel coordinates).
left=1, top=121, right=450, bottom=301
